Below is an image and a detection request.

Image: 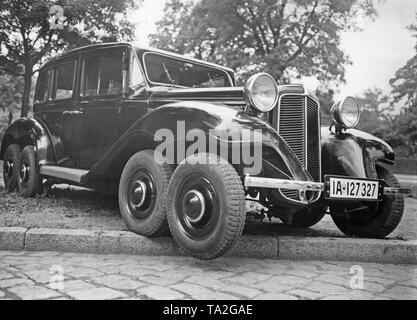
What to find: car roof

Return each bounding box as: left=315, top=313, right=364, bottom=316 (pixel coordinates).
left=41, top=42, right=234, bottom=74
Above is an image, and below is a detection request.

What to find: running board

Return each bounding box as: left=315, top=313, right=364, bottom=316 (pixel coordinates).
left=40, top=166, right=89, bottom=184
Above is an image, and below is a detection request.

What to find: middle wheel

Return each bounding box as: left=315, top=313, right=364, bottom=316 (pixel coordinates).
left=167, top=153, right=246, bottom=260
left=119, top=150, right=173, bottom=237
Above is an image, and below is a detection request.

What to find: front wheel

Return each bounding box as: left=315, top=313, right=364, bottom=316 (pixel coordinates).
left=331, top=165, right=404, bottom=239
left=167, top=154, right=246, bottom=260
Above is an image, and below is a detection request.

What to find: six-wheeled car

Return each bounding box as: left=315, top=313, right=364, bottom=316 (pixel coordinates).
left=1, top=42, right=412, bottom=259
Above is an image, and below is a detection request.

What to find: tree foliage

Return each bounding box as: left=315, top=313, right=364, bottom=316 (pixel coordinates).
left=388, top=15, right=417, bottom=157
left=390, top=17, right=417, bottom=110
left=0, top=71, right=24, bottom=117
left=356, top=88, right=392, bottom=132
left=150, top=0, right=377, bottom=85
left=0, top=0, right=140, bottom=117
left=0, top=71, right=24, bottom=141
left=315, top=87, right=335, bottom=126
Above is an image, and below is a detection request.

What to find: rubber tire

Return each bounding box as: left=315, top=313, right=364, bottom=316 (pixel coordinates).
left=17, top=146, right=43, bottom=198
left=119, top=150, right=173, bottom=237
left=331, top=166, right=404, bottom=239
left=3, top=144, right=21, bottom=191
left=288, top=207, right=326, bottom=228
left=167, top=153, right=246, bottom=260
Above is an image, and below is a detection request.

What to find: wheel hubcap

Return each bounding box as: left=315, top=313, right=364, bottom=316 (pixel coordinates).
left=4, top=160, right=13, bottom=179
left=131, top=180, right=147, bottom=208
left=19, top=162, right=30, bottom=186
left=183, top=190, right=206, bottom=224
left=175, top=174, right=220, bottom=240
left=127, top=169, right=157, bottom=220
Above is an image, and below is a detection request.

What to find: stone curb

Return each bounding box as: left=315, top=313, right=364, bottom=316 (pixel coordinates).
left=0, top=227, right=416, bottom=264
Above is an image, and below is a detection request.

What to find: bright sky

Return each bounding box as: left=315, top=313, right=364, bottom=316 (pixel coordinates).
left=129, top=0, right=417, bottom=98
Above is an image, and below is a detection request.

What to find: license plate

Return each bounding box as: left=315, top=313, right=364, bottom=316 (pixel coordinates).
left=324, top=176, right=383, bottom=201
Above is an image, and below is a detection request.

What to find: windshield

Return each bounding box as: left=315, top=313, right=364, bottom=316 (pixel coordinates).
left=143, top=53, right=232, bottom=88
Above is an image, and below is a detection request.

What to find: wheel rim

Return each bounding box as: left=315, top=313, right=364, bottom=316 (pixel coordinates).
left=4, top=158, right=14, bottom=180
left=175, top=174, right=220, bottom=240
left=127, top=168, right=157, bottom=220
left=19, top=160, right=30, bottom=188
left=182, top=190, right=206, bottom=224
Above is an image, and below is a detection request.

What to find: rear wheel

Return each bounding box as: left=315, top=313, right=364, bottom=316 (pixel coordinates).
left=167, top=153, right=246, bottom=260
left=17, top=146, right=43, bottom=197
left=3, top=144, right=21, bottom=191
left=331, top=166, right=404, bottom=238
left=119, top=150, right=173, bottom=237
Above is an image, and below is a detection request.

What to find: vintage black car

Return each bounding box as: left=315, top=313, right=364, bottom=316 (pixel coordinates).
left=1, top=42, right=411, bottom=259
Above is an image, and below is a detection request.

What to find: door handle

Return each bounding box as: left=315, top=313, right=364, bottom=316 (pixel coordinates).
left=62, top=110, right=84, bottom=116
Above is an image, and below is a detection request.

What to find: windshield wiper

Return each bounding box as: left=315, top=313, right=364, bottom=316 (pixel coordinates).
left=162, top=63, right=176, bottom=87
left=207, top=72, right=215, bottom=87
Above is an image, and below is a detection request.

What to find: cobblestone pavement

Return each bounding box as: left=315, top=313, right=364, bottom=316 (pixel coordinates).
left=0, top=251, right=416, bottom=300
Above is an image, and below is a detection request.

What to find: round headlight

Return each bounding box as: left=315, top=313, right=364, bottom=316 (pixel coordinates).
left=331, top=96, right=361, bottom=129
left=244, top=73, right=278, bottom=113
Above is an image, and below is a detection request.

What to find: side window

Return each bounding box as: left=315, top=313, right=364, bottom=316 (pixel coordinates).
left=52, top=61, right=76, bottom=101
left=100, top=55, right=122, bottom=95
left=82, top=53, right=122, bottom=97
left=130, top=53, right=145, bottom=91
left=83, top=57, right=100, bottom=96
left=35, top=69, right=50, bottom=103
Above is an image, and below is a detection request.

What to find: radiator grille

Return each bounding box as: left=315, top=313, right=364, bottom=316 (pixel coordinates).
left=278, top=96, right=306, bottom=165
left=278, top=95, right=321, bottom=202
left=306, top=97, right=321, bottom=182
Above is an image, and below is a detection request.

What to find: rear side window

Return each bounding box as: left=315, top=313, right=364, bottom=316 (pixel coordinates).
left=83, top=58, right=100, bottom=96
left=81, top=53, right=122, bottom=97
left=52, top=61, right=76, bottom=101
left=35, top=69, right=50, bottom=103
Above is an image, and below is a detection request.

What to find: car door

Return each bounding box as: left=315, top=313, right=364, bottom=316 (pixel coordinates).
left=73, top=48, right=125, bottom=170
left=34, top=59, right=78, bottom=168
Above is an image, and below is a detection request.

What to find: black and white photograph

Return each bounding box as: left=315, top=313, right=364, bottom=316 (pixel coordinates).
left=0, top=0, right=416, bottom=305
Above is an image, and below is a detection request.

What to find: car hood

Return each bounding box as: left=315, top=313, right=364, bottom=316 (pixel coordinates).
left=148, top=86, right=246, bottom=110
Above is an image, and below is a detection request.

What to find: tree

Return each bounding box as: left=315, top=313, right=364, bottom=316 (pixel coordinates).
left=0, top=0, right=140, bottom=118
left=389, top=14, right=417, bottom=157
left=315, top=87, right=335, bottom=126
left=390, top=16, right=417, bottom=111
left=0, top=71, right=24, bottom=124
left=356, top=88, right=392, bottom=133
left=150, top=0, right=377, bottom=85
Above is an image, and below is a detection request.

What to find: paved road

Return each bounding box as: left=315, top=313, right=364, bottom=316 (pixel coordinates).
left=0, top=251, right=416, bottom=300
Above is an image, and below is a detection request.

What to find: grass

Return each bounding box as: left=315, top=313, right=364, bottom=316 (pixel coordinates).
left=0, top=159, right=416, bottom=239
left=0, top=160, right=125, bottom=230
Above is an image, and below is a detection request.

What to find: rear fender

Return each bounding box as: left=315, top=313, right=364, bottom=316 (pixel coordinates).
left=0, top=118, right=55, bottom=165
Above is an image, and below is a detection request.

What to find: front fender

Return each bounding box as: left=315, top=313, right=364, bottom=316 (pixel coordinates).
left=84, top=101, right=311, bottom=184
left=321, top=127, right=394, bottom=179
left=0, top=118, right=55, bottom=165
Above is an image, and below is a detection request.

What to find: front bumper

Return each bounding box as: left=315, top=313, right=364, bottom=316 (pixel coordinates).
left=244, top=176, right=413, bottom=198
